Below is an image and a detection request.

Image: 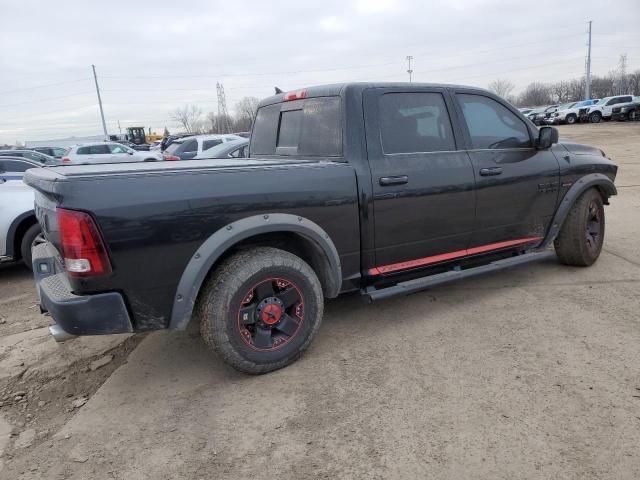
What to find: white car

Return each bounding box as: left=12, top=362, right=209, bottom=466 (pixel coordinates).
left=545, top=99, right=599, bottom=125
left=163, top=134, right=243, bottom=160
left=0, top=157, right=42, bottom=268
left=583, top=95, right=635, bottom=123
left=62, top=142, right=162, bottom=164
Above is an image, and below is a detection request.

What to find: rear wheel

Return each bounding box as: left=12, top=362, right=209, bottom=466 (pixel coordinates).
left=566, top=114, right=577, bottom=125
left=554, top=188, right=605, bottom=267
left=197, top=247, right=324, bottom=374
left=20, top=224, right=43, bottom=270
left=590, top=111, right=602, bottom=123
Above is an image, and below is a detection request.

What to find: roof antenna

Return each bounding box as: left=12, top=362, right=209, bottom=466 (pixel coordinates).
left=274, top=86, right=283, bottom=94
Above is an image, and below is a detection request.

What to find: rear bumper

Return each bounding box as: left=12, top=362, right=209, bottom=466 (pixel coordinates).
left=32, top=242, right=133, bottom=336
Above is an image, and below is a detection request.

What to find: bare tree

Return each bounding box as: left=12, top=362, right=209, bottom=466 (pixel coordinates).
left=517, top=82, right=552, bottom=107
left=488, top=79, right=515, bottom=98
left=169, top=104, right=202, bottom=133
left=234, top=97, right=260, bottom=131
left=551, top=81, right=571, bottom=103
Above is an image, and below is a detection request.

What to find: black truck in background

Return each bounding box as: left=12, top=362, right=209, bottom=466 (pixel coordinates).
left=25, top=83, right=617, bottom=374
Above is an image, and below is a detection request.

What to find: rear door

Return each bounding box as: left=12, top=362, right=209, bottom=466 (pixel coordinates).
left=452, top=90, right=560, bottom=248
left=363, top=87, right=476, bottom=274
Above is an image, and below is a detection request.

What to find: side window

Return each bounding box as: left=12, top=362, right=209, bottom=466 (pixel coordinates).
left=379, top=92, right=455, bottom=154
left=109, top=144, right=128, bottom=154
left=89, top=145, right=110, bottom=155
left=230, top=146, right=246, bottom=158
left=182, top=140, right=198, bottom=153
left=4, top=160, right=33, bottom=172
left=606, top=98, right=619, bottom=106
left=76, top=147, right=90, bottom=155
left=620, top=96, right=632, bottom=103
left=54, top=148, right=67, bottom=157
left=457, top=94, right=531, bottom=149
left=202, top=139, right=222, bottom=150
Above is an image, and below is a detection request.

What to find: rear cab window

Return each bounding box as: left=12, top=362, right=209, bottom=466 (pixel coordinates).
left=250, top=96, right=342, bottom=157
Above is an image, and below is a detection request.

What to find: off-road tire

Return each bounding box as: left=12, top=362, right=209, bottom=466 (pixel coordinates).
left=566, top=114, right=577, bottom=125
left=554, top=188, right=605, bottom=267
left=197, top=247, right=324, bottom=374
left=20, top=223, right=42, bottom=270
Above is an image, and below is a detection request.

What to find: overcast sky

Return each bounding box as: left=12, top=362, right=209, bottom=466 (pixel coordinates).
left=1, top=0, right=638, bottom=144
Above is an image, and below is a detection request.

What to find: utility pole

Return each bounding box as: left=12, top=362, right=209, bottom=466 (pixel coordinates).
left=406, top=55, right=413, bottom=83
left=117, top=120, right=122, bottom=134
left=91, top=65, right=108, bottom=139
left=585, top=21, right=592, bottom=100
left=216, top=82, right=231, bottom=134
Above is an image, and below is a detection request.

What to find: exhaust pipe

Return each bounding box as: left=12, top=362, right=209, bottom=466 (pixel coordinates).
left=49, top=325, right=77, bottom=343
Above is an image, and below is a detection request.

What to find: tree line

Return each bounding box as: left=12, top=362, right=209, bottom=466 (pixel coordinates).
left=168, top=96, right=260, bottom=135
left=489, top=56, right=639, bottom=107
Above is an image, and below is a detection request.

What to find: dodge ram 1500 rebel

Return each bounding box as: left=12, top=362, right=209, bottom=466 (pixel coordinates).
left=25, top=83, right=617, bottom=374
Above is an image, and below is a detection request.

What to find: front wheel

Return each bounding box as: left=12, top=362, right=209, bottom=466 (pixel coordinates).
left=197, top=247, right=324, bottom=374
left=566, top=114, right=577, bottom=125
left=590, top=112, right=602, bottom=123
left=554, top=188, right=605, bottom=266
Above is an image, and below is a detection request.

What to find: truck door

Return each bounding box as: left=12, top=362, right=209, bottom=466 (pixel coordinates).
left=451, top=91, right=560, bottom=248
left=363, top=88, right=476, bottom=274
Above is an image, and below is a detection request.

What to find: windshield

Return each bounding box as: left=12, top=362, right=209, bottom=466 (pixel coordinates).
left=575, top=100, right=590, bottom=107
left=560, top=102, right=577, bottom=110
left=199, top=140, right=247, bottom=158
left=595, top=97, right=610, bottom=105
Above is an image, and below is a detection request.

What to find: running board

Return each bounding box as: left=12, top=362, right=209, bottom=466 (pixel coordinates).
left=363, top=250, right=554, bottom=302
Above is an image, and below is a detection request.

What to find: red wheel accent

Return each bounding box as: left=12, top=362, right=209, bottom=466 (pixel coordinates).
left=236, top=277, right=304, bottom=352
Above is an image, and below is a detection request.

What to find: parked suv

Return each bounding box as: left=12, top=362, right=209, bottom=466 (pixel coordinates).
left=611, top=96, right=640, bottom=121
left=62, top=142, right=161, bottom=164
left=546, top=99, right=599, bottom=125
left=582, top=95, right=634, bottom=123
left=0, top=157, right=42, bottom=268
left=29, top=146, right=68, bottom=159
left=162, top=134, right=243, bottom=160
left=528, top=105, right=559, bottom=125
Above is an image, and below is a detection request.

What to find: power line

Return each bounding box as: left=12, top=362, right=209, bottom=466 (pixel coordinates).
left=0, top=78, right=90, bottom=95
left=0, top=91, right=95, bottom=108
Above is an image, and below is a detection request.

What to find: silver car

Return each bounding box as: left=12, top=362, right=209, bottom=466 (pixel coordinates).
left=63, top=142, right=161, bottom=164
left=0, top=157, right=42, bottom=268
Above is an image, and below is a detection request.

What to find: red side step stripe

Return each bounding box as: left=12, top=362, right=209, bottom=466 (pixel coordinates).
left=368, top=236, right=543, bottom=276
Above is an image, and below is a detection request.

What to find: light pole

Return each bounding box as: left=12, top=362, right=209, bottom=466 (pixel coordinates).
left=406, top=55, right=413, bottom=83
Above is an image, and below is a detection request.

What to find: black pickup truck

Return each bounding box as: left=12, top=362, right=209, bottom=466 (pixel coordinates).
left=25, top=83, right=617, bottom=374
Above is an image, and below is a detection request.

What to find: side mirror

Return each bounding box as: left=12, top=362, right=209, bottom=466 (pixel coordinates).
left=128, top=151, right=135, bottom=155
left=537, top=126, right=558, bottom=149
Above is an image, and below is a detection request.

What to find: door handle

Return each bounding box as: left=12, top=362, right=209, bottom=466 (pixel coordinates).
left=379, top=175, right=408, bottom=186
left=479, top=167, right=503, bottom=176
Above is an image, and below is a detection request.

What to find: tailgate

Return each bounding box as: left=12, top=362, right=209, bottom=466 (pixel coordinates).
left=24, top=168, right=65, bottom=255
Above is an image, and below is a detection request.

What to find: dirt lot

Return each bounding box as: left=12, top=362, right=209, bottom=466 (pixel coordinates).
left=1, top=122, right=639, bottom=479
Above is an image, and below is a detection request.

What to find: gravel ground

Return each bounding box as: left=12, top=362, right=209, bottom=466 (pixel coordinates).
left=0, top=122, right=639, bottom=479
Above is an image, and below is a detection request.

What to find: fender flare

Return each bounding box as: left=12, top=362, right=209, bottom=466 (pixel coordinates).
left=169, top=213, right=342, bottom=330
left=5, top=210, right=35, bottom=258
left=540, top=173, right=617, bottom=248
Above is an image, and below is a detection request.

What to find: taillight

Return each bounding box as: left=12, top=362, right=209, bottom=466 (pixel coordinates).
left=57, top=208, right=112, bottom=277
left=163, top=155, right=180, bottom=161
left=62, top=157, right=71, bottom=163
left=283, top=89, right=306, bottom=101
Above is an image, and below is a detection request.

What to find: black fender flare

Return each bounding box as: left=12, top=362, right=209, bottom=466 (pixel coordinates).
left=540, top=173, right=617, bottom=248
left=169, top=213, right=342, bottom=330
left=5, top=210, right=35, bottom=258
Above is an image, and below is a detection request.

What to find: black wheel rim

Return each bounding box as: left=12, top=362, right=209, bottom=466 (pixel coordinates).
left=585, top=201, right=601, bottom=251
left=236, top=278, right=304, bottom=351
